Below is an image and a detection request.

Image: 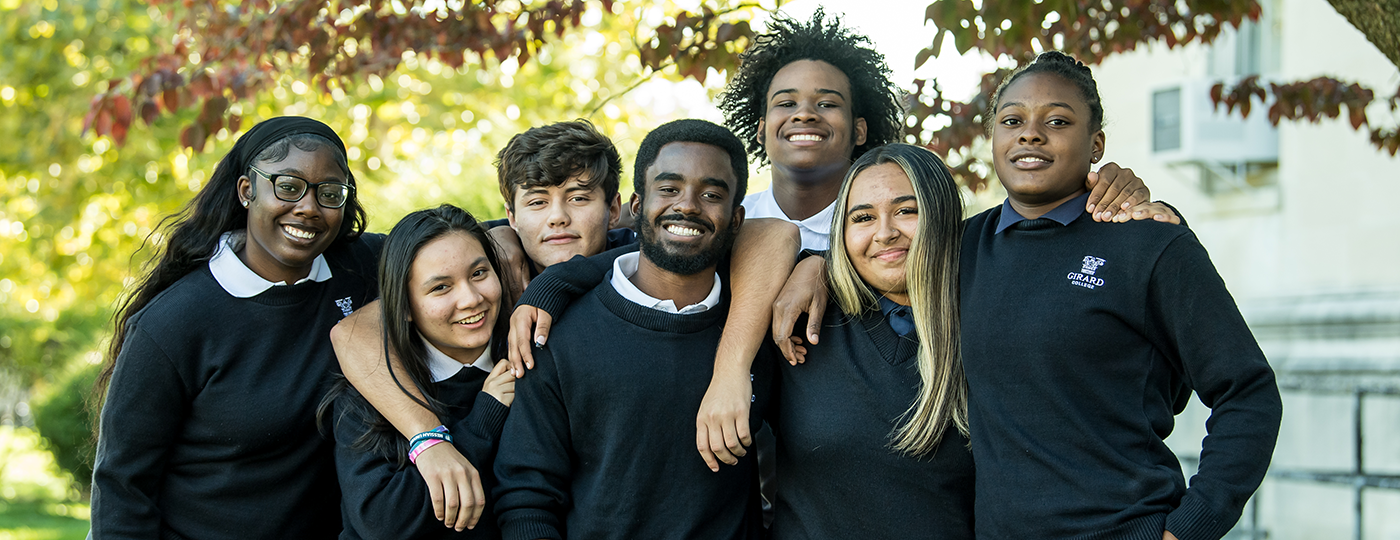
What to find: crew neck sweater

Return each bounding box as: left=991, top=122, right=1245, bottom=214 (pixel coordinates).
left=769, top=303, right=974, bottom=540
left=91, top=235, right=383, bottom=540
left=493, top=278, right=773, bottom=540
left=959, top=206, right=1281, bottom=540
left=333, top=367, right=510, bottom=540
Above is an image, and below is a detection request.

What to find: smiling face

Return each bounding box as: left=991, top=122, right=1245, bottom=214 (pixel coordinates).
left=843, top=163, right=918, bottom=305
left=407, top=231, right=502, bottom=364
left=991, top=72, right=1105, bottom=209
left=507, top=175, right=620, bottom=272
left=758, top=59, right=868, bottom=178
left=633, top=141, right=744, bottom=277
left=236, top=144, right=346, bottom=284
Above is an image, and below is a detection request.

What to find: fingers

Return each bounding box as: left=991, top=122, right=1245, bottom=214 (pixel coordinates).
left=440, top=478, right=460, bottom=529
left=531, top=312, right=553, bottom=369
left=708, top=422, right=739, bottom=466
left=771, top=299, right=803, bottom=365
left=507, top=307, right=535, bottom=377
left=1085, top=169, right=1108, bottom=217
left=428, top=477, right=446, bottom=521
left=697, top=426, right=720, bottom=472
left=466, top=469, right=485, bottom=530
left=805, top=293, right=826, bottom=347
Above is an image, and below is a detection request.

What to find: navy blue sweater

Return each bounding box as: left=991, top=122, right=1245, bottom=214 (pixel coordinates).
left=91, top=234, right=382, bottom=540
left=332, top=367, right=510, bottom=540
left=492, top=278, right=772, bottom=540
left=770, top=303, right=975, bottom=540
left=959, top=207, right=1281, bottom=540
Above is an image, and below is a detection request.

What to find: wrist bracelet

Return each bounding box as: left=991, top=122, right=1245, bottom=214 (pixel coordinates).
left=408, top=438, right=447, bottom=464
left=408, top=425, right=450, bottom=447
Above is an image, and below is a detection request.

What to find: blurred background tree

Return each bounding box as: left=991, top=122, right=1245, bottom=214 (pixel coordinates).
left=0, top=0, right=766, bottom=511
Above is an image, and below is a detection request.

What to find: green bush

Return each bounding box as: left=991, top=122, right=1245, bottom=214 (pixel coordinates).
left=30, top=364, right=101, bottom=492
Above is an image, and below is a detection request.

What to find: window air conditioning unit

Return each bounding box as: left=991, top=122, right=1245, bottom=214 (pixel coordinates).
left=1150, top=78, right=1278, bottom=164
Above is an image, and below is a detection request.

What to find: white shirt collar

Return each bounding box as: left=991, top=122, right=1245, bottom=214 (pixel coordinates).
left=424, top=338, right=496, bottom=383
left=208, top=231, right=332, bottom=298
left=609, top=251, right=722, bottom=315
left=741, top=188, right=833, bottom=252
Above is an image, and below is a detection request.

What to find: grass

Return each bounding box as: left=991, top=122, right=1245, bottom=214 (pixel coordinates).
left=0, top=426, right=89, bottom=540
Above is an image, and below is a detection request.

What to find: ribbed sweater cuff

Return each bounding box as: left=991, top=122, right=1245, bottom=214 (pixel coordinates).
left=463, top=393, right=510, bottom=439
left=1071, top=514, right=1165, bottom=540
left=1166, top=493, right=1230, bottom=540
left=517, top=275, right=575, bottom=320
left=500, top=509, right=563, bottom=540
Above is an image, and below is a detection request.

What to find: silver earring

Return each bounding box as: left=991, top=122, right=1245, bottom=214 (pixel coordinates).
left=1091, top=156, right=1099, bottom=163
left=242, top=200, right=249, bottom=207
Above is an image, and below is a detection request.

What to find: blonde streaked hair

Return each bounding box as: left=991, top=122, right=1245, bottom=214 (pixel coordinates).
left=827, top=143, right=968, bottom=456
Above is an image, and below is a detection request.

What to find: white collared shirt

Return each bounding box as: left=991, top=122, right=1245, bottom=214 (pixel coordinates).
left=741, top=188, right=834, bottom=252
left=208, top=231, right=332, bottom=298
left=609, top=252, right=722, bottom=315
left=424, top=338, right=496, bottom=383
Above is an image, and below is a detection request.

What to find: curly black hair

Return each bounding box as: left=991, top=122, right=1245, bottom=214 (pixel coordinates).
left=987, top=51, right=1106, bottom=135
left=718, top=8, right=904, bottom=166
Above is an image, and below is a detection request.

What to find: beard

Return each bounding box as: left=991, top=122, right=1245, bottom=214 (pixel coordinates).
left=635, top=211, right=738, bottom=276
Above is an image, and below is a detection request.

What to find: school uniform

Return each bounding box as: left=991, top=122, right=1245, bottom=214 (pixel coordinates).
left=493, top=253, right=773, bottom=540
left=90, top=231, right=382, bottom=540
left=333, top=342, right=509, bottom=540
left=769, top=298, right=975, bottom=540
left=958, top=193, right=1282, bottom=540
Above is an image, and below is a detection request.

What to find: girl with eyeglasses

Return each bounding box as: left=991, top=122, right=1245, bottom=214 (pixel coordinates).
left=320, top=204, right=515, bottom=539
left=91, top=117, right=381, bottom=539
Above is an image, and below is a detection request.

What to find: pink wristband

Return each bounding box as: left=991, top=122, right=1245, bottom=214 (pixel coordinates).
left=408, top=438, right=447, bottom=464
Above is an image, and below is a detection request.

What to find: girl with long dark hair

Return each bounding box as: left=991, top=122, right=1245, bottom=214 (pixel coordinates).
left=321, top=204, right=514, bottom=539
left=90, top=116, right=380, bottom=539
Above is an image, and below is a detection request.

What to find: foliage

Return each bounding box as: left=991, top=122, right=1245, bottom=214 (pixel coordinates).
left=908, top=0, right=1400, bottom=189
left=0, top=426, right=89, bottom=540
left=84, top=0, right=758, bottom=152
left=1, top=0, right=765, bottom=394
left=30, top=365, right=101, bottom=492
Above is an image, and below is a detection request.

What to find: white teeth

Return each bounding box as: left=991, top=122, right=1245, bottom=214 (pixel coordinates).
left=788, top=134, right=823, bottom=142
left=456, top=312, right=485, bottom=325
left=665, top=225, right=701, bottom=237
left=1015, top=156, right=1048, bottom=163
left=283, top=225, right=316, bottom=239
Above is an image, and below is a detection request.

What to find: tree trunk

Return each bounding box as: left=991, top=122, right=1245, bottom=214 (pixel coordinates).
left=1326, top=0, right=1400, bottom=69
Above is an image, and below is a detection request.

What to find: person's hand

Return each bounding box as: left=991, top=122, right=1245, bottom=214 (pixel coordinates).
left=1122, top=201, right=1182, bottom=224
left=1163, top=531, right=1179, bottom=540
left=771, top=256, right=827, bottom=365
left=695, top=367, right=754, bottom=472
left=482, top=360, right=517, bottom=407
left=507, top=305, right=552, bottom=377
left=1086, top=162, right=1151, bottom=222
left=487, top=226, right=531, bottom=302
left=413, top=443, right=484, bottom=532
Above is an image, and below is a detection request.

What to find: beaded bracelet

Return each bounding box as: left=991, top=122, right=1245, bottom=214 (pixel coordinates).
left=409, top=439, right=447, bottom=464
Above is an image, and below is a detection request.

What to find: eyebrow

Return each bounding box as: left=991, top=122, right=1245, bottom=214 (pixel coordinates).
left=770, top=88, right=847, bottom=101
left=653, top=172, right=732, bottom=191
left=264, top=167, right=345, bottom=183
left=421, top=256, right=490, bottom=286
left=997, top=100, right=1077, bottom=113
left=845, top=195, right=917, bottom=216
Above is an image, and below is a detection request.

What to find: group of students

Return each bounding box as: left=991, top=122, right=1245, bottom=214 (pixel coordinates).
left=88, top=9, right=1282, bottom=540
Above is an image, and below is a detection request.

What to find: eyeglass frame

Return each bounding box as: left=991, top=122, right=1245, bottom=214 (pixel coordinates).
left=247, top=165, right=356, bottom=209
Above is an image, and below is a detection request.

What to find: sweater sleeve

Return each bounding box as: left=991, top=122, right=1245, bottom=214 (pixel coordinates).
left=335, top=391, right=510, bottom=539
left=492, top=347, right=572, bottom=540
left=517, top=243, right=637, bottom=319
left=90, top=327, right=189, bottom=540
left=1147, top=233, right=1282, bottom=540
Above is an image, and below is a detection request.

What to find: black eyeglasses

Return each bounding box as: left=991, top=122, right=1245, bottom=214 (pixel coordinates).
left=249, top=165, right=354, bottom=209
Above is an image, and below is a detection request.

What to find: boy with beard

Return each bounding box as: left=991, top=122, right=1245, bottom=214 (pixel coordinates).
left=492, top=120, right=773, bottom=540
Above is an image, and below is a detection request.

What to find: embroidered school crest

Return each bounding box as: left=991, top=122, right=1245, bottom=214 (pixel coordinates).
left=335, top=297, right=354, bottom=318
left=1068, top=256, right=1107, bottom=289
